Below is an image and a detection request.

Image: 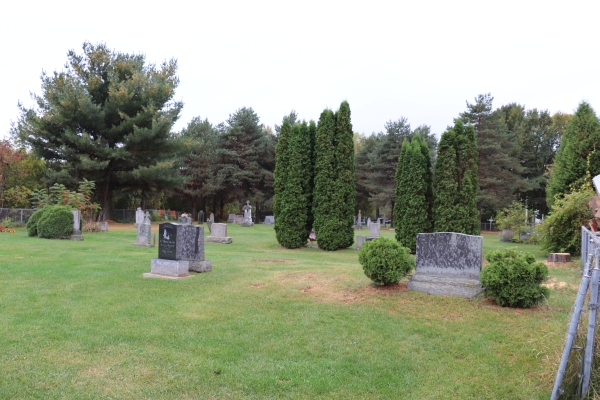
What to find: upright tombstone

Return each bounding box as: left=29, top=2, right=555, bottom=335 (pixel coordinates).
left=206, top=223, right=232, bottom=244
left=197, top=210, right=205, bottom=225
left=367, top=217, right=371, bottom=228
left=179, top=215, right=191, bottom=225
left=264, top=216, right=275, bottom=225
left=234, top=215, right=244, bottom=224
left=133, top=212, right=154, bottom=248
left=356, top=210, right=362, bottom=230
left=98, top=221, right=108, bottom=232
left=134, top=207, right=144, bottom=228
left=70, top=210, right=84, bottom=241
left=241, top=200, right=254, bottom=227
left=227, top=214, right=236, bottom=223
left=207, top=213, right=215, bottom=233
left=367, top=222, right=380, bottom=240
left=408, top=232, right=484, bottom=298
left=144, top=223, right=212, bottom=279
left=355, top=235, right=367, bottom=250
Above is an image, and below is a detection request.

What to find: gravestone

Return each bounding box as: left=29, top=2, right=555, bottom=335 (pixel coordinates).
left=355, top=235, right=367, bottom=250
left=356, top=210, right=362, bottom=230
left=367, top=217, right=371, bottom=228
left=241, top=200, right=254, bottom=227
left=134, top=207, right=144, bottom=228
left=366, top=222, right=380, bottom=240
left=133, top=212, right=154, bottom=248
left=234, top=215, right=244, bottom=224
left=227, top=214, right=236, bottom=223
left=70, top=210, right=84, bottom=241
left=197, top=210, right=205, bottom=225
left=206, top=223, right=232, bottom=244
left=407, top=232, right=484, bottom=298
left=264, top=216, right=274, bottom=225
left=179, top=215, right=191, bottom=225
left=144, top=223, right=212, bottom=279
left=207, top=213, right=215, bottom=233
left=98, top=221, right=108, bottom=232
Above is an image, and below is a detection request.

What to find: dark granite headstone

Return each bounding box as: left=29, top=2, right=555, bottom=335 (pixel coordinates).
left=408, top=232, right=484, bottom=298
left=158, top=223, right=204, bottom=261
left=197, top=210, right=205, bottom=224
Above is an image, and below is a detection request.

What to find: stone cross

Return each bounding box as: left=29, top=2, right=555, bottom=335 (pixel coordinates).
left=133, top=212, right=153, bottom=247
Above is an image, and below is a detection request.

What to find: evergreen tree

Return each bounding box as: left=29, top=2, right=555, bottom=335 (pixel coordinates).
left=433, top=120, right=479, bottom=234
left=13, top=42, right=183, bottom=218
left=333, top=101, right=355, bottom=249
left=305, top=121, right=317, bottom=238
left=313, top=109, right=338, bottom=250
left=273, top=118, right=292, bottom=231
left=394, top=136, right=432, bottom=252
left=547, top=102, right=600, bottom=206
left=393, top=140, right=409, bottom=238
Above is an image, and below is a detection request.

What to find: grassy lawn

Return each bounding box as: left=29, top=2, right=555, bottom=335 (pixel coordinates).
left=0, top=224, right=582, bottom=399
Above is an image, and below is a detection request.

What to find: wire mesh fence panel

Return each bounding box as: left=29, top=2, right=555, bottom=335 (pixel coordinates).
left=0, top=208, right=36, bottom=225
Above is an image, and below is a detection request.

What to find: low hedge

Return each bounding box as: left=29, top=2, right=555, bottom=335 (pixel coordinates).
left=358, top=238, right=414, bottom=285
left=37, top=205, right=74, bottom=239
left=26, top=208, right=46, bottom=237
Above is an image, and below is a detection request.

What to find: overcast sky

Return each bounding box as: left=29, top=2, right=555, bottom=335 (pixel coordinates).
left=2, top=0, right=599, bottom=141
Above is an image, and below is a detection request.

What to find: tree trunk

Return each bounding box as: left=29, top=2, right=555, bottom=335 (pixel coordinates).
left=390, top=200, right=395, bottom=228
left=547, top=253, right=571, bottom=263
left=101, top=181, right=111, bottom=221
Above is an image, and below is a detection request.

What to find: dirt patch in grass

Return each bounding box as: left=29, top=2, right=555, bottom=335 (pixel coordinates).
left=543, top=277, right=577, bottom=291
left=254, top=259, right=295, bottom=264
left=544, top=260, right=579, bottom=269
left=247, top=283, right=265, bottom=289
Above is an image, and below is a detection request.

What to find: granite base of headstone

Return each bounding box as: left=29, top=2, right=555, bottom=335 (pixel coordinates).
left=98, top=221, right=108, bottom=232
left=70, top=210, right=84, bottom=241
left=355, top=235, right=367, bottom=250
left=407, top=232, right=484, bottom=299
left=134, top=207, right=144, bottom=228
left=241, top=220, right=254, bottom=227
left=144, top=222, right=212, bottom=279
left=264, top=216, right=274, bottom=225
left=133, top=212, right=154, bottom=248
left=206, top=223, right=232, bottom=244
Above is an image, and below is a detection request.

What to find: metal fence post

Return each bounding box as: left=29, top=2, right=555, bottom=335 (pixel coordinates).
left=580, top=249, right=600, bottom=397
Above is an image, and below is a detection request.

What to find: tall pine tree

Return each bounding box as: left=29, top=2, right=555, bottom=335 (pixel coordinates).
left=273, top=118, right=292, bottom=234
left=333, top=101, right=355, bottom=249
left=547, top=102, right=600, bottom=206
left=394, top=136, right=432, bottom=252
left=433, top=120, right=479, bottom=234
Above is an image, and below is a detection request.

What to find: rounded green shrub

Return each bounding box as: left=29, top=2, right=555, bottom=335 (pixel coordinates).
left=480, top=248, right=549, bottom=308
left=37, top=205, right=74, bottom=239
left=358, top=238, right=414, bottom=285
left=26, top=208, right=47, bottom=237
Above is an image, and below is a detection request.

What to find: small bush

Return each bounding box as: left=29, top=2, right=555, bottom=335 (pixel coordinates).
left=480, top=248, right=549, bottom=308
left=37, top=205, right=74, bottom=239
left=26, top=208, right=46, bottom=237
left=358, top=238, right=414, bottom=285
left=83, top=221, right=100, bottom=233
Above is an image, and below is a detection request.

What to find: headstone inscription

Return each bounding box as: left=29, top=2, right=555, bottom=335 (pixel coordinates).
left=134, top=207, right=144, bottom=228
left=264, top=216, right=274, bottom=225
left=241, top=200, right=254, bottom=227
left=70, top=210, right=84, bottom=241
left=133, top=212, right=154, bottom=247
left=407, top=232, right=484, bottom=298
left=355, top=235, right=367, bottom=250
left=144, top=223, right=212, bottom=279
left=206, top=223, right=232, bottom=244
left=366, top=222, right=380, bottom=240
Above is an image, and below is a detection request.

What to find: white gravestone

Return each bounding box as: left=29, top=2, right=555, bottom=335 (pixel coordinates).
left=70, top=210, right=84, bottom=241
left=134, top=207, right=144, bottom=228
left=206, top=223, right=232, bottom=244
left=133, top=212, right=154, bottom=248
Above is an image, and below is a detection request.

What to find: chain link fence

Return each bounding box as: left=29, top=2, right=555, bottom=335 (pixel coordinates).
left=0, top=208, right=36, bottom=225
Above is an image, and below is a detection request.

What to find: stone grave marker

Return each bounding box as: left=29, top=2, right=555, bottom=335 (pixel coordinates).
left=234, top=215, right=244, bottom=224
left=367, top=217, right=371, bottom=228
left=355, top=235, right=366, bottom=250
left=197, top=210, right=205, bottom=224
left=98, top=221, right=108, bottom=232
left=70, top=210, right=84, bottom=241
left=144, top=222, right=212, bottom=279
left=367, top=222, right=380, bottom=240
left=179, top=215, right=191, bottom=225
left=241, top=201, right=254, bottom=227
left=206, top=223, right=232, bottom=244
left=264, top=216, right=274, bottom=225
left=407, top=232, right=484, bottom=298
left=133, top=212, right=154, bottom=248
left=207, top=213, right=215, bottom=233
left=356, top=210, right=362, bottom=230
left=227, top=214, right=236, bottom=223
left=134, top=207, right=144, bottom=228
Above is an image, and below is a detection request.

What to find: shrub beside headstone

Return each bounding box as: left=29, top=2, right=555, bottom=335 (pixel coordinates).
left=480, top=248, right=549, bottom=308
left=26, top=208, right=46, bottom=237
left=358, top=238, right=413, bottom=285
left=37, top=205, right=74, bottom=239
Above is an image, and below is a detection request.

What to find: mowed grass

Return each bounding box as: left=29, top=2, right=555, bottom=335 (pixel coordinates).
left=0, top=224, right=582, bottom=399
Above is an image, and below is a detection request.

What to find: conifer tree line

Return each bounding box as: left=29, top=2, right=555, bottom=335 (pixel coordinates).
left=274, top=101, right=354, bottom=250
left=4, top=41, right=592, bottom=235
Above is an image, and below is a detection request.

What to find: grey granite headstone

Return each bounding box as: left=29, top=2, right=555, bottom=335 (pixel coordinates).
left=367, top=222, right=380, bottom=240
left=133, top=212, right=154, bottom=247
left=179, top=216, right=191, bottom=225
left=197, top=210, right=205, bottom=224
left=144, top=223, right=212, bottom=279
left=70, top=210, right=84, bottom=241
left=407, top=232, right=484, bottom=298
left=227, top=214, right=236, bottom=223
left=98, top=221, right=108, bottom=232
left=207, top=213, right=215, bottom=233
left=241, top=201, right=254, bottom=227
left=355, top=235, right=367, bottom=250
left=206, top=223, right=232, bottom=244
left=234, top=215, right=244, bottom=224
left=367, top=217, right=371, bottom=228
left=134, top=207, right=144, bottom=228
left=264, top=216, right=274, bottom=225
left=356, top=210, right=362, bottom=230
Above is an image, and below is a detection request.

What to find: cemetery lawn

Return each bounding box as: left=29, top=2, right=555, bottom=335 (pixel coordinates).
left=0, top=225, right=581, bottom=399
